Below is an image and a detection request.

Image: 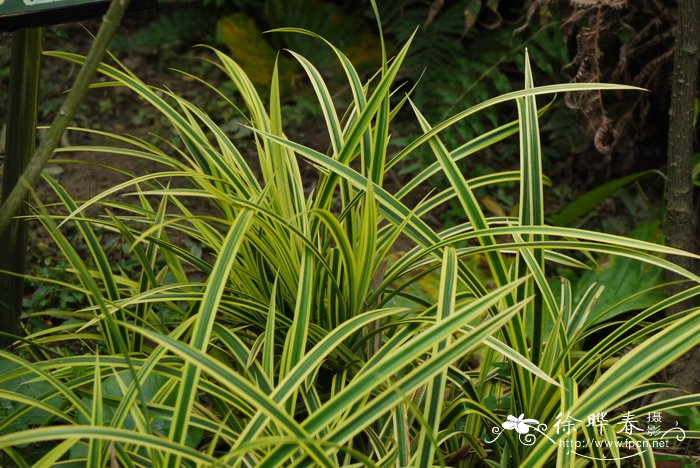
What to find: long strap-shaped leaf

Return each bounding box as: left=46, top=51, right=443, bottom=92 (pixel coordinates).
left=126, top=324, right=335, bottom=466
left=259, top=278, right=530, bottom=465
left=269, top=59, right=308, bottom=234
left=306, top=299, right=533, bottom=466
left=556, top=376, right=578, bottom=468
left=0, top=426, right=217, bottom=465
left=165, top=205, right=255, bottom=467
left=516, top=50, right=546, bottom=366
left=47, top=51, right=256, bottom=201
left=410, top=101, right=510, bottom=290
left=230, top=307, right=408, bottom=457
left=45, top=176, right=120, bottom=303
left=246, top=128, right=490, bottom=298
left=521, top=309, right=700, bottom=466
left=393, top=82, right=642, bottom=163
left=395, top=119, right=522, bottom=200
left=280, top=251, right=314, bottom=388
left=416, top=247, right=458, bottom=466
left=438, top=226, right=700, bottom=269
left=287, top=50, right=343, bottom=155
left=310, top=30, right=416, bottom=215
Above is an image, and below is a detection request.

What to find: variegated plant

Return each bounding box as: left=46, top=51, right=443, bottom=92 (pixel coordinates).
left=0, top=11, right=698, bottom=467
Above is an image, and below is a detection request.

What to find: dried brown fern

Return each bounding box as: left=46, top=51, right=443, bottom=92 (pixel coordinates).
left=521, top=0, right=678, bottom=172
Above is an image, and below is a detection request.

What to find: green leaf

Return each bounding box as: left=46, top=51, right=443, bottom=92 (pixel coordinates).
left=552, top=171, right=661, bottom=227
left=0, top=358, right=67, bottom=435
left=522, top=309, right=700, bottom=465
left=573, top=222, right=667, bottom=325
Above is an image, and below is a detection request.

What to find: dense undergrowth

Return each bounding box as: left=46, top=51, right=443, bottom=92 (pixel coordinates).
left=0, top=17, right=699, bottom=467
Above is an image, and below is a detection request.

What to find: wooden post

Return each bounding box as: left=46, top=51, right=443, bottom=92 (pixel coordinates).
left=0, top=28, right=43, bottom=348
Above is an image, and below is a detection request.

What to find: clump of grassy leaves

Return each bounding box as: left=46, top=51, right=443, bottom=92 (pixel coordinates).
left=0, top=18, right=698, bottom=467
